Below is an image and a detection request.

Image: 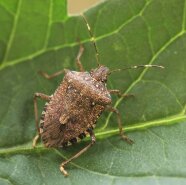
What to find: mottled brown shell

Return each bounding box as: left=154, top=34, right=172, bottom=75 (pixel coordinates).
left=40, top=70, right=112, bottom=148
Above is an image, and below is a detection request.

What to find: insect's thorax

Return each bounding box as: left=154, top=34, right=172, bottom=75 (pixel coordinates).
left=40, top=70, right=111, bottom=148
left=65, top=70, right=111, bottom=105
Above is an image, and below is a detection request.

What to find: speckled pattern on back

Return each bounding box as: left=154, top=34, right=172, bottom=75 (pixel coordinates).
left=40, top=70, right=112, bottom=148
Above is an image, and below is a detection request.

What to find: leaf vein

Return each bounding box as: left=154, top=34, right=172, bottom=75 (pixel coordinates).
left=0, top=176, right=15, bottom=185
left=147, top=130, right=168, bottom=162
left=142, top=79, right=184, bottom=109
left=102, top=30, right=186, bottom=130
left=182, top=0, right=186, bottom=31
left=0, top=0, right=149, bottom=70
left=0, top=4, right=14, bottom=16
left=141, top=16, right=155, bottom=55
left=43, top=0, right=53, bottom=49
left=2, top=0, right=22, bottom=63
left=0, top=113, right=186, bottom=156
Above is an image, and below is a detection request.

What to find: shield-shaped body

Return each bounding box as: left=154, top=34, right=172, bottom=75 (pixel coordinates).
left=40, top=70, right=112, bottom=148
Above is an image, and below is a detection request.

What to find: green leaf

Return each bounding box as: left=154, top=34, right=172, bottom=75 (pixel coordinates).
left=0, top=0, right=186, bottom=184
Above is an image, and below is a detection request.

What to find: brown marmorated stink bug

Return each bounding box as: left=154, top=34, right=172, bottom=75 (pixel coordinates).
left=32, top=14, right=164, bottom=176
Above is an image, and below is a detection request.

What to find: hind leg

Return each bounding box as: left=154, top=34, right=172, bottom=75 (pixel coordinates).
left=60, top=128, right=96, bottom=176
left=33, top=93, right=51, bottom=147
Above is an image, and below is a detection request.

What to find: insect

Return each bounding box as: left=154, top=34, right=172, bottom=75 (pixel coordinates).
left=32, top=14, right=164, bottom=176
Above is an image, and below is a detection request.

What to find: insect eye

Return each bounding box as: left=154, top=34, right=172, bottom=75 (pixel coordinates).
left=90, top=102, right=96, bottom=107
left=102, top=79, right=107, bottom=83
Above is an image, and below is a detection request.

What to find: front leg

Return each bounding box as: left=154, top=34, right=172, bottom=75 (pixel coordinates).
left=109, top=89, right=134, bottom=98
left=38, top=44, right=85, bottom=80
left=106, top=105, right=134, bottom=144
left=75, top=43, right=85, bottom=72
left=39, top=70, right=64, bottom=80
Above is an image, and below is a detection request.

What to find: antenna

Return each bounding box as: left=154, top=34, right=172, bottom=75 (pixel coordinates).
left=81, top=13, right=100, bottom=66
left=109, top=64, right=164, bottom=74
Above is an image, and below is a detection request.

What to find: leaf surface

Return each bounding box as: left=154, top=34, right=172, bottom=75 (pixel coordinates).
left=0, top=0, right=186, bottom=184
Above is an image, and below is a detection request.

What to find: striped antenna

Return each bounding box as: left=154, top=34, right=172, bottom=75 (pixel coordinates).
left=109, top=64, right=164, bottom=74
left=81, top=13, right=100, bottom=66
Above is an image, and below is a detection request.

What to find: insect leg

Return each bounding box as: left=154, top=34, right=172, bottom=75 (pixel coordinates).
left=106, top=105, right=134, bottom=144
left=33, top=93, right=51, bottom=147
left=38, top=70, right=64, bottom=80
left=60, top=129, right=96, bottom=176
left=76, top=43, right=85, bottom=72
left=109, top=89, right=134, bottom=98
